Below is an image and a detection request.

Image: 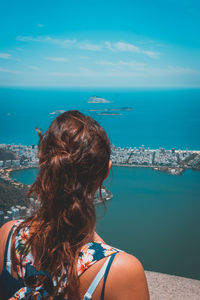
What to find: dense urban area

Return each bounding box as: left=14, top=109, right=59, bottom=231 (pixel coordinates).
left=111, top=144, right=200, bottom=174
left=0, top=143, right=200, bottom=226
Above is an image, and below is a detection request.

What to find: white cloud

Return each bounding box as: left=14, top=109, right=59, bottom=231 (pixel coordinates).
left=108, top=66, right=200, bottom=77
left=105, top=41, right=114, bottom=51
left=162, top=66, right=200, bottom=75
left=49, top=67, right=98, bottom=77
left=29, top=66, right=40, bottom=71
left=79, top=67, right=98, bottom=75
left=94, top=62, right=200, bottom=78
left=0, top=53, right=12, bottom=59
left=114, top=42, right=140, bottom=53
left=105, top=41, right=139, bottom=53
left=78, top=42, right=102, bottom=51
left=16, top=35, right=102, bottom=51
left=106, top=70, right=145, bottom=77
left=46, top=57, right=68, bottom=62
left=46, top=37, right=77, bottom=48
left=16, top=35, right=101, bottom=51
left=49, top=72, right=76, bottom=77
left=142, top=50, right=160, bottom=58
left=0, top=68, right=20, bottom=73
left=105, top=41, right=160, bottom=58
left=0, top=52, right=21, bottom=62
left=15, top=35, right=160, bottom=57
left=79, top=56, right=90, bottom=60
left=15, top=35, right=161, bottom=59
left=16, top=35, right=77, bottom=48
left=16, top=36, right=43, bottom=42
left=16, top=47, right=24, bottom=52
left=97, top=60, right=146, bottom=68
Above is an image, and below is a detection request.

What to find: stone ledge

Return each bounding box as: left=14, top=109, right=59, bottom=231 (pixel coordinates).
left=145, top=271, right=200, bottom=300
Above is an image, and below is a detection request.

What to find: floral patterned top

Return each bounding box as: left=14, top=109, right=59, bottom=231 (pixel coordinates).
left=6, top=221, right=119, bottom=299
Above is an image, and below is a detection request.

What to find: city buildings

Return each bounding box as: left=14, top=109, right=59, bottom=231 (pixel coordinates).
left=0, top=143, right=199, bottom=226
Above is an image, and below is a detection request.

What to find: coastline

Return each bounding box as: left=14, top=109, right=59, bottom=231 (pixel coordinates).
left=112, top=163, right=186, bottom=175
left=3, top=159, right=200, bottom=185
left=111, top=147, right=200, bottom=175
left=1, top=166, right=37, bottom=186
left=0, top=143, right=200, bottom=188
left=4, top=167, right=113, bottom=204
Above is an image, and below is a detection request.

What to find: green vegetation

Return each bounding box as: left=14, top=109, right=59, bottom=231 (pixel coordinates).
left=0, top=178, right=27, bottom=212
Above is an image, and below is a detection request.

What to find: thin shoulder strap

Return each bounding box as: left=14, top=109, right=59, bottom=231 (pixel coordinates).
left=83, top=252, right=117, bottom=300
left=100, top=252, right=117, bottom=300
left=3, top=223, right=17, bottom=273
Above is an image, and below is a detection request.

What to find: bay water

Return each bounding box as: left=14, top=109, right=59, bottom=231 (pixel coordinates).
left=10, top=166, right=200, bottom=280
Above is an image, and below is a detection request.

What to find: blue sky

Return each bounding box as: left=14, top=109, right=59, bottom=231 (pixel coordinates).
left=0, top=0, right=200, bottom=87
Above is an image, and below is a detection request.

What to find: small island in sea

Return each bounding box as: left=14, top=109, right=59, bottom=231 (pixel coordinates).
left=50, top=110, right=66, bottom=115
left=88, top=107, right=132, bottom=112
left=87, top=96, right=111, bottom=103
left=110, top=107, right=133, bottom=111
left=88, top=107, right=132, bottom=115
left=98, top=112, right=122, bottom=116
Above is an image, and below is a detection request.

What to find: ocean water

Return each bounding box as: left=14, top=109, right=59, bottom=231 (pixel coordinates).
left=1, top=88, right=200, bottom=149
left=2, top=88, right=200, bottom=279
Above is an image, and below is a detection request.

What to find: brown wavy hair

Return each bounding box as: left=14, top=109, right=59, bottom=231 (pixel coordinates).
left=12, top=110, right=111, bottom=299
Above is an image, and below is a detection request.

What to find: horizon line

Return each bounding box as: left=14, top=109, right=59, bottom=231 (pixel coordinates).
left=0, top=85, right=200, bottom=90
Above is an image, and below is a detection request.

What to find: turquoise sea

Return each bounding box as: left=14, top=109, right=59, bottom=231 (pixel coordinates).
left=1, top=88, right=200, bottom=280
left=1, top=88, right=200, bottom=149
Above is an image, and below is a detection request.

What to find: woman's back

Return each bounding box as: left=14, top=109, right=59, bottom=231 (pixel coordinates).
left=0, top=111, right=149, bottom=299
left=0, top=220, right=149, bottom=300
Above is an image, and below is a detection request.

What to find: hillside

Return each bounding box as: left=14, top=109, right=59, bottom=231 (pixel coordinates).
left=0, top=149, right=19, bottom=161
left=0, top=179, right=28, bottom=211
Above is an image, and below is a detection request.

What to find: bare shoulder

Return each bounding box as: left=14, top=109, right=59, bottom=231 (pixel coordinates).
left=0, top=220, right=18, bottom=273
left=0, top=219, right=17, bottom=232
left=105, top=251, right=150, bottom=300
left=0, top=220, right=17, bottom=242
left=113, top=251, right=144, bottom=271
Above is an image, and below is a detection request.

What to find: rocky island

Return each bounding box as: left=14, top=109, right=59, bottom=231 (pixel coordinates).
left=88, top=107, right=133, bottom=112
left=87, top=96, right=111, bottom=103
left=98, top=112, right=122, bottom=116
left=50, top=110, right=66, bottom=115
